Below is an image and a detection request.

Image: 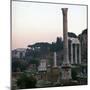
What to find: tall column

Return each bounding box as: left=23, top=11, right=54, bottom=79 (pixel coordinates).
left=71, top=43, right=73, bottom=64
left=75, top=44, right=77, bottom=64
left=79, top=44, right=81, bottom=64
left=62, top=8, right=69, bottom=65
left=54, top=52, right=57, bottom=67
left=61, top=8, right=72, bottom=80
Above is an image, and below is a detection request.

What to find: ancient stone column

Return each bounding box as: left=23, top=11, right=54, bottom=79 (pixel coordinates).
left=54, top=52, right=57, bottom=67
left=62, top=8, right=69, bottom=64
left=71, top=43, right=73, bottom=64
left=79, top=44, right=81, bottom=64
left=61, top=8, right=72, bottom=80
left=75, top=44, right=77, bottom=64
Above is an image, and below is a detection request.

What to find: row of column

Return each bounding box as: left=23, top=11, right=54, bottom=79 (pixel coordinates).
left=53, top=43, right=81, bottom=66
left=54, top=52, right=57, bottom=67
left=71, top=43, right=81, bottom=64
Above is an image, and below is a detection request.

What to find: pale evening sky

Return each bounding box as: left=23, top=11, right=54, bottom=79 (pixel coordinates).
left=12, top=1, right=87, bottom=49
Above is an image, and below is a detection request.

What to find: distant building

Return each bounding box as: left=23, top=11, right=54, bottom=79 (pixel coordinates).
left=12, top=48, right=26, bottom=59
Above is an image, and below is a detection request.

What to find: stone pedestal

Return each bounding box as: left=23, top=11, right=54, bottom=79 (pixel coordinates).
left=39, top=71, right=47, bottom=80
left=47, top=66, right=60, bottom=82
left=52, top=67, right=60, bottom=82
left=61, top=65, right=72, bottom=80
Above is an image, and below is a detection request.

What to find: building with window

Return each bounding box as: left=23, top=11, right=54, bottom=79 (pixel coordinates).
left=12, top=48, right=26, bottom=59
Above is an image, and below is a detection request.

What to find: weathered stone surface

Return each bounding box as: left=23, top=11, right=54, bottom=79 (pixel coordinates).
left=61, top=8, right=72, bottom=80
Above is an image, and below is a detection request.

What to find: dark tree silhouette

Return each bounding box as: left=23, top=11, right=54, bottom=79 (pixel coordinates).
left=17, top=73, right=37, bottom=89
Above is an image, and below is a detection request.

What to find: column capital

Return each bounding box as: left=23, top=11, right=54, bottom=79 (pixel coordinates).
left=62, top=8, right=68, bottom=15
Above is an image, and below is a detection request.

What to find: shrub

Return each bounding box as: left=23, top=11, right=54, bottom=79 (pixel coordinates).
left=17, top=73, right=37, bottom=89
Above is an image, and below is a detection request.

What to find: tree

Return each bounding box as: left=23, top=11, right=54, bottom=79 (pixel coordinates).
left=72, top=69, right=77, bottom=80
left=12, top=59, right=28, bottom=72
left=30, top=59, right=39, bottom=65
left=17, top=73, right=37, bottom=89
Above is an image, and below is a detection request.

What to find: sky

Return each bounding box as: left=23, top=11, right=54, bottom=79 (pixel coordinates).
left=12, top=1, right=87, bottom=50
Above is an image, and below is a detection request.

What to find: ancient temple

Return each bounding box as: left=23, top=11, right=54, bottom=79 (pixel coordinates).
left=68, top=36, right=81, bottom=64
